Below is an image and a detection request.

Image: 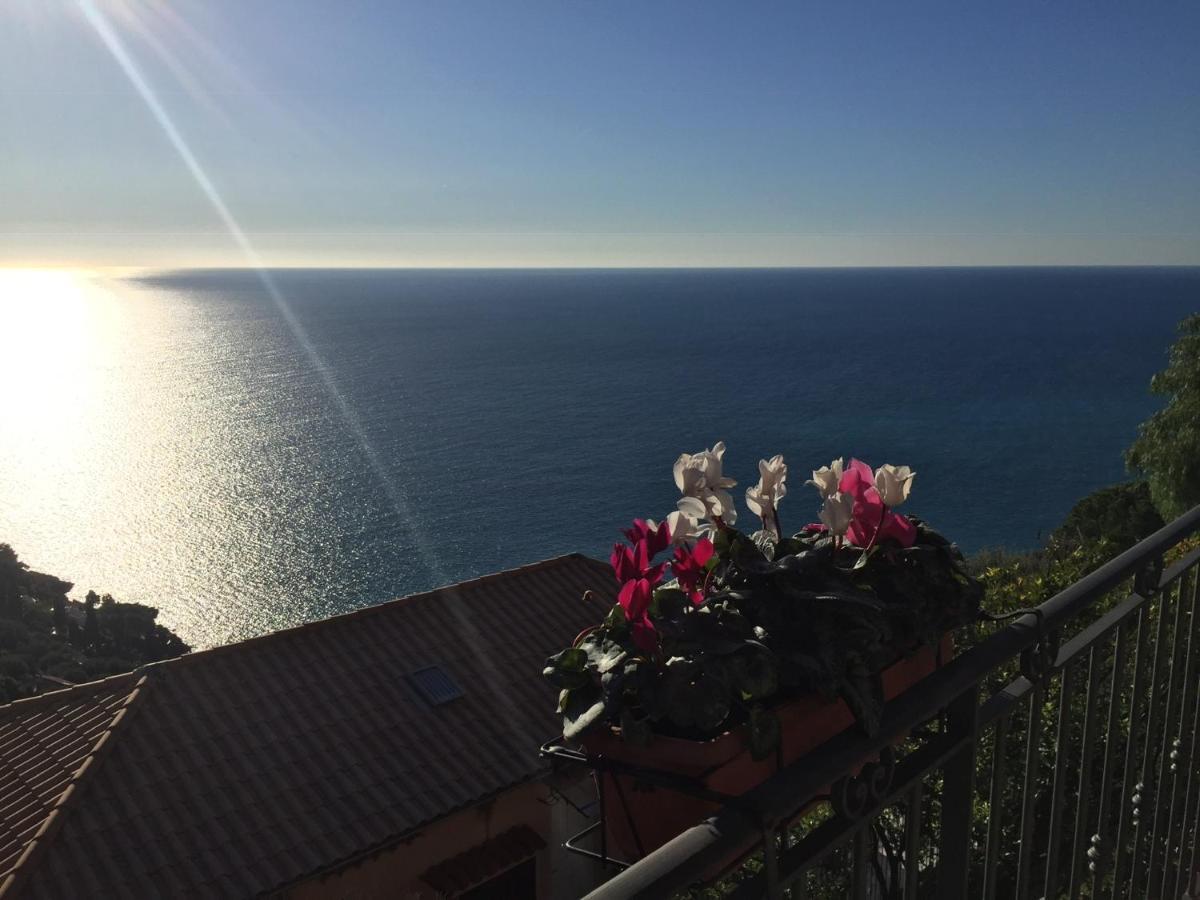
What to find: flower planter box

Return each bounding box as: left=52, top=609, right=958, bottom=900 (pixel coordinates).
left=543, top=449, right=984, bottom=875
left=580, top=636, right=951, bottom=863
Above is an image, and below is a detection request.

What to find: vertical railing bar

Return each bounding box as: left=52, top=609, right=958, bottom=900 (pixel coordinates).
left=1175, top=565, right=1200, bottom=900
left=1016, top=683, right=1046, bottom=900
left=779, top=822, right=795, bottom=900
left=1174, top=562, right=1200, bottom=900
left=763, top=822, right=783, bottom=900
left=937, top=688, right=979, bottom=898
left=850, top=826, right=869, bottom=900
left=598, top=767, right=608, bottom=864
left=1067, top=643, right=1105, bottom=898
left=1176, top=710, right=1200, bottom=900
left=982, top=712, right=1010, bottom=900
left=1150, top=575, right=1189, bottom=883
left=1089, top=620, right=1130, bottom=900
left=1129, top=583, right=1174, bottom=895
left=1188, top=771, right=1200, bottom=900
left=1043, top=663, right=1078, bottom=899
left=1163, top=569, right=1198, bottom=899
left=1111, top=601, right=1152, bottom=899
left=904, top=782, right=922, bottom=900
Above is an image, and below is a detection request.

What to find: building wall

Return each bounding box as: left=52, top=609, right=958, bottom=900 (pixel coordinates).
left=284, top=776, right=609, bottom=900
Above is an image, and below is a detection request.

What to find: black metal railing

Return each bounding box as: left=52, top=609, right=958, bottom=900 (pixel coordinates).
left=581, top=505, right=1200, bottom=900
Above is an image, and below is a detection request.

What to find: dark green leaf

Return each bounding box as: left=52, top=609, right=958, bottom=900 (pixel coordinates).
left=562, top=688, right=607, bottom=740
left=542, top=646, right=591, bottom=690
left=653, top=588, right=690, bottom=620
left=604, top=604, right=627, bottom=630
left=580, top=636, right=628, bottom=674
left=748, top=706, right=781, bottom=761
left=852, top=546, right=878, bottom=570
left=620, top=708, right=652, bottom=747
left=691, top=673, right=732, bottom=732
left=728, top=648, right=778, bottom=700
left=838, top=662, right=884, bottom=737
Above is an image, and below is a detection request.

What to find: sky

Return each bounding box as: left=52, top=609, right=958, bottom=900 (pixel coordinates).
left=2, top=1, right=1198, bottom=268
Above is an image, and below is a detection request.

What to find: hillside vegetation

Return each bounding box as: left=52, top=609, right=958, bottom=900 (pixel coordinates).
left=0, top=544, right=190, bottom=702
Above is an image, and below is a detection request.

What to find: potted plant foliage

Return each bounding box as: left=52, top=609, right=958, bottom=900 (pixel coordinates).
left=543, top=443, right=982, bottom=858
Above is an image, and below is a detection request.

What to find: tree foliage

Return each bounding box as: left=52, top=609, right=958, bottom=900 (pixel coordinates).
left=1047, top=480, right=1163, bottom=556
left=1127, top=312, right=1200, bottom=520
left=0, top=543, right=190, bottom=702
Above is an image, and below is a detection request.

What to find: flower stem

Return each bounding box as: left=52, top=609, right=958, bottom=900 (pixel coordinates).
left=862, top=502, right=889, bottom=555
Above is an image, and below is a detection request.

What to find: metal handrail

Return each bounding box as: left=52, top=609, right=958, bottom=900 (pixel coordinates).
left=582, top=504, right=1200, bottom=900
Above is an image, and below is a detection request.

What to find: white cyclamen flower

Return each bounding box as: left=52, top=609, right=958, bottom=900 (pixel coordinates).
left=807, top=457, right=845, bottom=500
left=874, top=464, right=915, bottom=508
left=667, top=508, right=717, bottom=543
left=819, top=491, right=855, bottom=537
left=745, top=454, right=787, bottom=531
left=673, top=441, right=738, bottom=525
left=666, top=508, right=700, bottom=544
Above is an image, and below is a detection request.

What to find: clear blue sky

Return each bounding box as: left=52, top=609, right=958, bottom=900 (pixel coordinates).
left=3, top=0, right=1198, bottom=267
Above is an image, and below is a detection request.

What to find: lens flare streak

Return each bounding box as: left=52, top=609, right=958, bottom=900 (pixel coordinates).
left=74, top=2, right=513, bottom=701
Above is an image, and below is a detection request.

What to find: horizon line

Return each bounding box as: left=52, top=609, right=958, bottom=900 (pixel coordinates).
left=6, top=262, right=1200, bottom=274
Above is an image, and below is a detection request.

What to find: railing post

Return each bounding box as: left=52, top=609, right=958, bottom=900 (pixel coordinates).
left=904, top=783, right=924, bottom=899
left=937, top=685, right=979, bottom=896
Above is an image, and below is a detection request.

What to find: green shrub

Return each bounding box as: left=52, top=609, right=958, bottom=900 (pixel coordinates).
left=1127, top=312, right=1200, bottom=520
left=1048, top=481, right=1164, bottom=557
left=0, top=544, right=191, bottom=702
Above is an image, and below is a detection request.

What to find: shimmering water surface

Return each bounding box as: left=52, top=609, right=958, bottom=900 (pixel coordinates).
left=1, top=267, right=1196, bottom=648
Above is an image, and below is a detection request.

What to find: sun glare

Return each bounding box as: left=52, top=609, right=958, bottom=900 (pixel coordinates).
left=0, top=269, right=92, bottom=343
left=0, top=269, right=107, bottom=426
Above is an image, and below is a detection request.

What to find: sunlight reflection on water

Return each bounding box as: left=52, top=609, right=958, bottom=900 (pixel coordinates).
left=0, top=271, right=336, bottom=646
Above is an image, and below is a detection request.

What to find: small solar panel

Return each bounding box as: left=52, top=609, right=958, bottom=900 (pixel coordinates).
left=409, top=665, right=465, bottom=706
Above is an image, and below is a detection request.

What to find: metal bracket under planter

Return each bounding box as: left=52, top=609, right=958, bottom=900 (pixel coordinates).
left=562, top=821, right=634, bottom=870
left=540, top=736, right=756, bottom=871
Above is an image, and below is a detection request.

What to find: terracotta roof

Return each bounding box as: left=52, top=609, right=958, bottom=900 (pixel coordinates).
left=0, top=554, right=614, bottom=898
left=420, top=824, right=546, bottom=895
left=0, top=674, right=146, bottom=881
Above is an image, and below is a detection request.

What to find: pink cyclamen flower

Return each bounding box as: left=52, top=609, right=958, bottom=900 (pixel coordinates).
left=629, top=615, right=658, bottom=652
left=622, top=518, right=672, bottom=557
left=671, top=538, right=715, bottom=605
left=838, top=458, right=917, bottom=548
left=610, top=519, right=674, bottom=651
left=618, top=576, right=654, bottom=621
left=610, top=539, right=668, bottom=587
left=617, top=578, right=659, bottom=651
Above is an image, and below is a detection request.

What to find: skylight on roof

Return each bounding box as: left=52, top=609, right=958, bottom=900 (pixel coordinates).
left=409, top=666, right=464, bottom=706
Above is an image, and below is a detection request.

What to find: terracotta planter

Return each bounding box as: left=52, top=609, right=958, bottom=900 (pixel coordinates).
left=581, top=635, right=952, bottom=864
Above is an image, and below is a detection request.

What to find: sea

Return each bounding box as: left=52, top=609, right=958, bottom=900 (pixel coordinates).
left=1, top=267, right=1196, bottom=648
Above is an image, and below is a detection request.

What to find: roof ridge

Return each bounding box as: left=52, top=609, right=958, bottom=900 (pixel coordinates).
left=0, top=672, right=153, bottom=898
left=0, top=670, right=142, bottom=725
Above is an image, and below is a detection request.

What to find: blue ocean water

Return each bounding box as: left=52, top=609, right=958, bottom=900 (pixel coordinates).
left=2, top=267, right=1196, bottom=647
